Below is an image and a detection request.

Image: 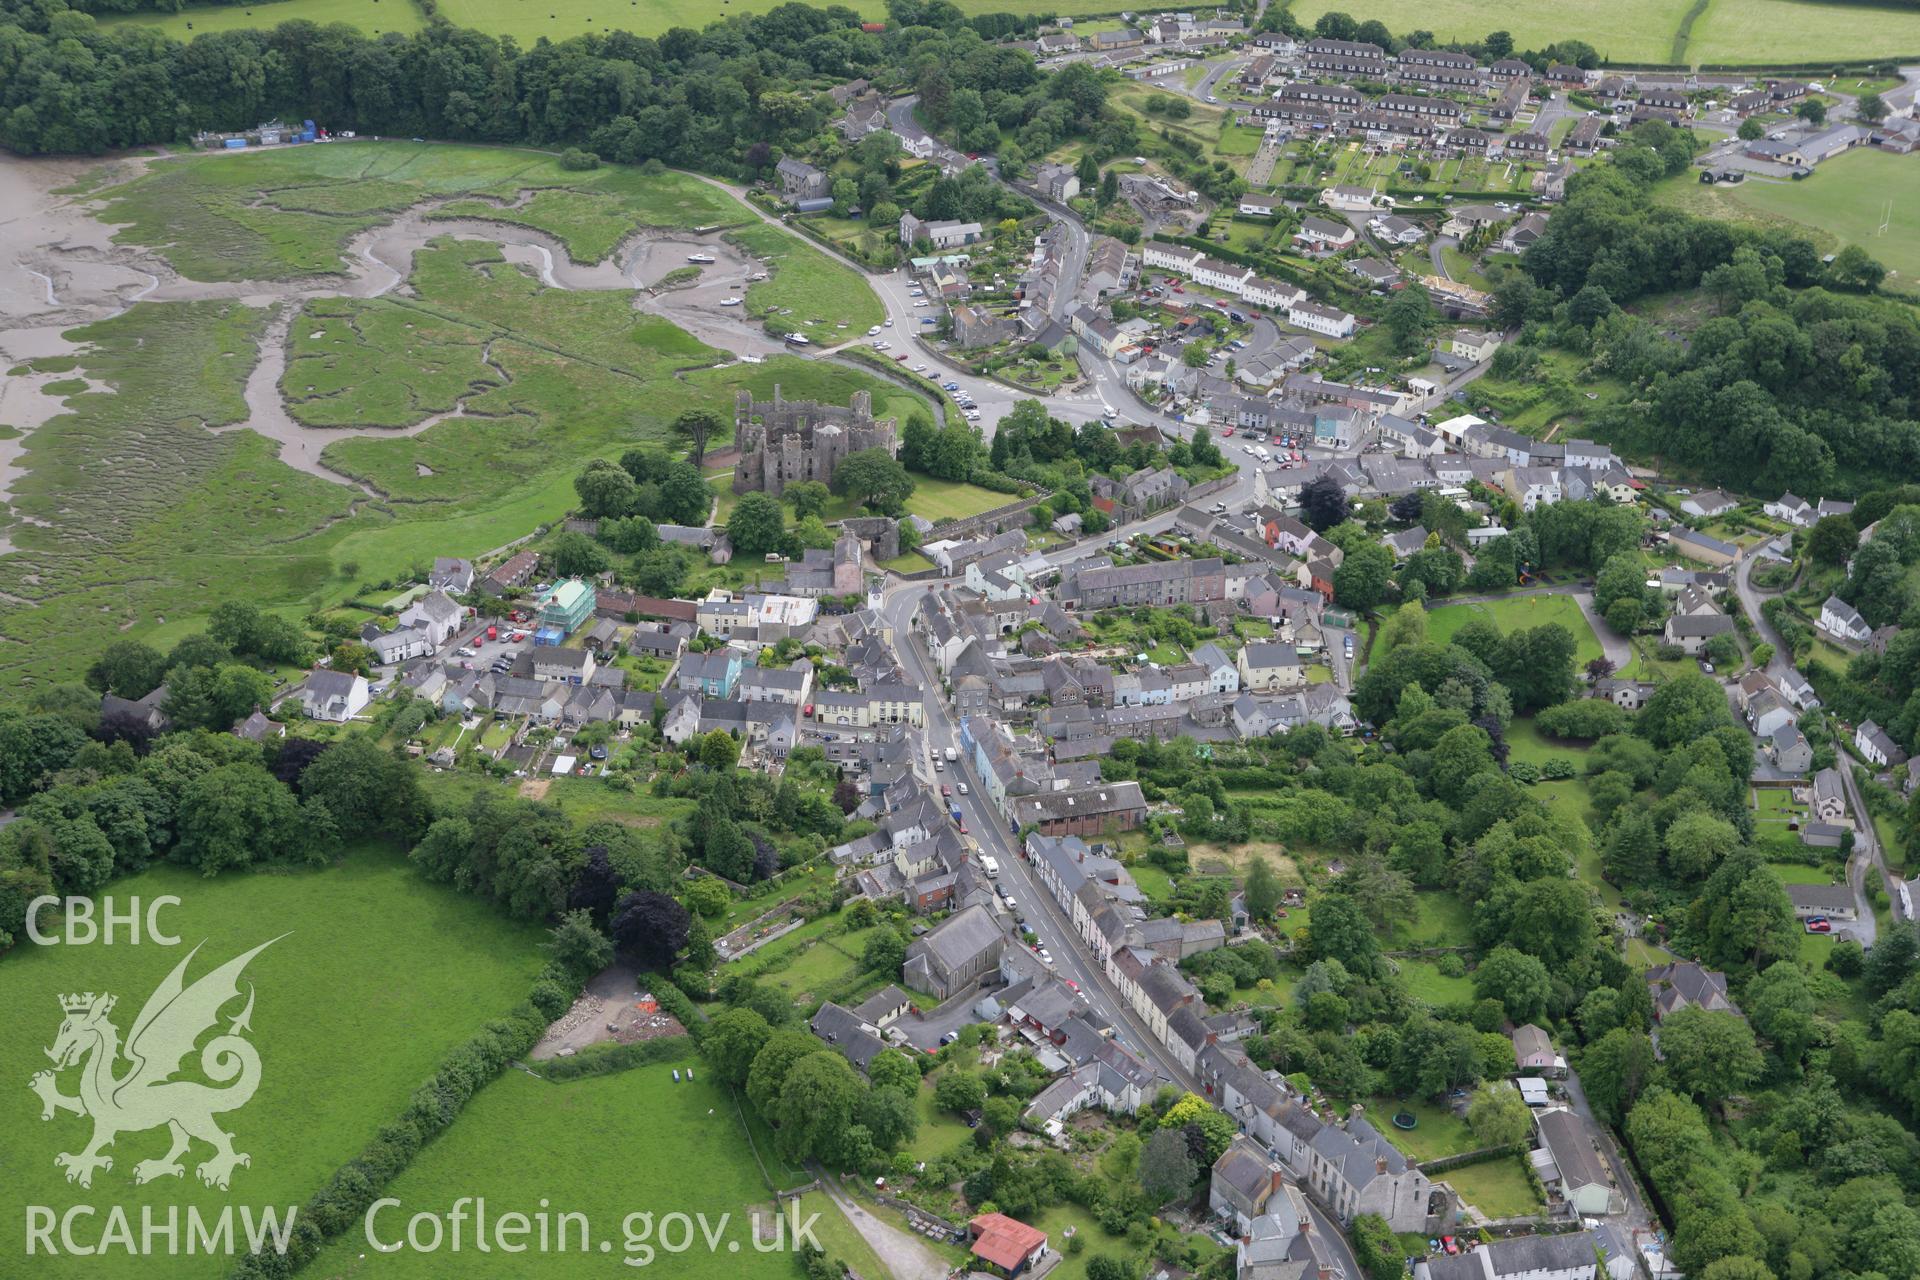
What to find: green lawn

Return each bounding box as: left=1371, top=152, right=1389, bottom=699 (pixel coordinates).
left=0, top=845, right=549, bottom=1278
left=1364, top=1098, right=1478, bottom=1163
left=1426, top=594, right=1604, bottom=668
left=909, top=1075, right=977, bottom=1161
left=1658, top=149, right=1920, bottom=284
left=907, top=476, right=1015, bottom=524
left=1388, top=890, right=1475, bottom=949
left=305, top=1059, right=813, bottom=1277
left=1441, top=1154, right=1546, bottom=1219
left=1129, top=862, right=1177, bottom=905
left=1505, top=716, right=1594, bottom=769
left=881, top=551, right=936, bottom=574
left=1398, top=958, right=1476, bottom=1006
left=760, top=927, right=882, bottom=1004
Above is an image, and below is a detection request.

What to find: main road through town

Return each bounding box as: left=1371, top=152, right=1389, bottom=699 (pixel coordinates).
left=874, top=572, right=1365, bottom=1280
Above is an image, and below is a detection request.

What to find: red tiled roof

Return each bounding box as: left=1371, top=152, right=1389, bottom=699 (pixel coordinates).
left=970, top=1214, right=1047, bottom=1271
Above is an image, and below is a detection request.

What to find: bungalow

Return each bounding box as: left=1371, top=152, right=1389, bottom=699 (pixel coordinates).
left=1322, top=184, right=1381, bottom=213
left=1511, top=1024, right=1566, bottom=1078
left=1442, top=204, right=1508, bottom=237
left=1820, top=596, right=1872, bottom=644
left=1294, top=217, right=1357, bottom=253
left=968, top=1214, right=1049, bottom=1279
left=1536, top=1107, right=1624, bottom=1215
left=1344, top=256, right=1401, bottom=288
left=1786, top=882, right=1859, bottom=922
left=1679, top=488, right=1738, bottom=519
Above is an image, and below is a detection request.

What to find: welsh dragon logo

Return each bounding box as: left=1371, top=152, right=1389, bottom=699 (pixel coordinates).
left=29, top=937, right=283, bottom=1191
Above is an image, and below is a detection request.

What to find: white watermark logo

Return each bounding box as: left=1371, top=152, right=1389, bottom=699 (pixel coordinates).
left=363, top=1199, right=824, bottom=1267
left=29, top=936, right=282, bottom=1191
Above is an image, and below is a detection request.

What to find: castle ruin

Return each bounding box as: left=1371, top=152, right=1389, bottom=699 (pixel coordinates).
left=732, top=387, right=898, bottom=497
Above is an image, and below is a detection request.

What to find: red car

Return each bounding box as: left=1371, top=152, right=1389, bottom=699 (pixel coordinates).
left=1806, top=917, right=1833, bottom=934
left=941, top=784, right=952, bottom=798
left=1442, top=1237, right=1458, bottom=1256
left=1221, top=427, right=1234, bottom=437
left=957, top=822, right=968, bottom=835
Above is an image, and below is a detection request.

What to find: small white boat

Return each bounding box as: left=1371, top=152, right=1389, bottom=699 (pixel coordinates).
left=686, top=253, right=716, bottom=264
left=719, top=297, right=742, bottom=306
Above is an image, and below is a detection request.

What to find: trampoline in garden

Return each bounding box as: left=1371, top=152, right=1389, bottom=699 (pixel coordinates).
left=1392, top=1110, right=1419, bottom=1130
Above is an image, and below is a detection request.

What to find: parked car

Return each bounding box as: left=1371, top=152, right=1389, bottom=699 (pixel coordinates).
left=1806, top=917, right=1833, bottom=934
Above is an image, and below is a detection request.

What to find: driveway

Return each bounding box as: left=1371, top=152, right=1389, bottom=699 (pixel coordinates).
left=816, top=1176, right=950, bottom=1280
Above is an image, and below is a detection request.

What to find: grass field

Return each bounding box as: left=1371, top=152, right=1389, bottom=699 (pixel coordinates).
left=0, top=845, right=549, bottom=1278
left=1658, top=150, right=1920, bottom=284
left=3, top=144, right=907, bottom=692
left=305, top=1060, right=823, bottom=1277
left=1440, top=1154, right=1546, bottom=1219
left=1289, top=0, right=1920, bottom=63
left=1425, top=593, right=1605, bottom=667
left=1686, top=0, right=1920, bottom=64
left=1290, top=0, right=1689, bottom=64
left=104, top=0, right=1124, bottom=41
left=101, top=0, right=422, bottom=37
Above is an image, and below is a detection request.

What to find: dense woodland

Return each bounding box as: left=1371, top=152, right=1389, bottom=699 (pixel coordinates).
left=0, top=0, right=1113, bottom=163
left=1493, top=124, right=1918, bottom=497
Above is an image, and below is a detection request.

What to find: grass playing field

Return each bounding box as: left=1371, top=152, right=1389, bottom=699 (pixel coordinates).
left=1, top=144, right=909, bottom=692
left=1289, top=0, right=1920, bottom=64
left=303, top=1059, right=822, bottom=1278
left=0, top=845, right=549, bottom=1278
left=1657, top=150, right=1920, bottom=285
left=1424, top=593, right=1606, bottom=667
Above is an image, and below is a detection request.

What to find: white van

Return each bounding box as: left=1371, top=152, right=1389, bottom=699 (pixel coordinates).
left=980, top=856, right=1001, bottom=878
